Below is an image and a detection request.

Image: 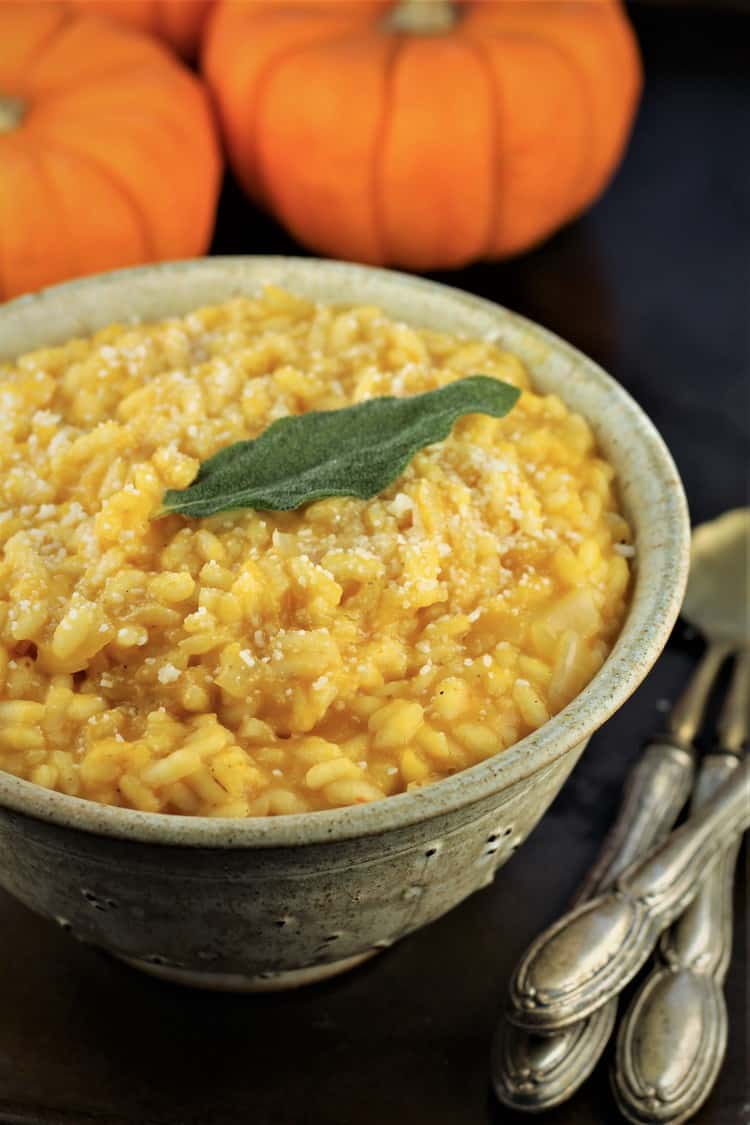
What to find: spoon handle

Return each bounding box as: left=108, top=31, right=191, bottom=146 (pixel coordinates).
left=613, top=649, right=749, bottom=1124
left=572, top=740, right=694, bottom=907
left=573, top=639, right=730, bottom=904
left=492, top=741, right=691, bottom=1111
left=508, top=753, right=750, bottom=1031
left=612, top=760, right=740, bottom=1124
left=492, top=647, right=723, bottom=1111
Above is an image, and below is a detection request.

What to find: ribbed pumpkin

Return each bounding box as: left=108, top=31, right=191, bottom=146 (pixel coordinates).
left=204, top=0, right=642, bottom=270
left=2, top=0, right=214, bottom=58
left=0, top=3, right=221, bottom=300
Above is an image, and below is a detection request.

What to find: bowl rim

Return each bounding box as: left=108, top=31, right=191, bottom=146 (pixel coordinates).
left=0, top=256, right=690, bottom=848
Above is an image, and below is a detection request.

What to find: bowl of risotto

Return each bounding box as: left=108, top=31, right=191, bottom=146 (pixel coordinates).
left=0, top=258, right=688, bottom=990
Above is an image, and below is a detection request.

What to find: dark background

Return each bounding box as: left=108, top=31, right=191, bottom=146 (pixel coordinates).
left=1, top=4, right=748, bottom=1124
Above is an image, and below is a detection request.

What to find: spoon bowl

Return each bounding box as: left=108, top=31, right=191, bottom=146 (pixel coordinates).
left=683, top=508, right=750, bottom=646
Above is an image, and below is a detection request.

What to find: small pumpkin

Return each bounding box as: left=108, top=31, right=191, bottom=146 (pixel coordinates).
left=2, top=0, right=214, bottom=59
left=204, top=0, right=642, bottom=270
left=0, top=3, right=221, bottom=300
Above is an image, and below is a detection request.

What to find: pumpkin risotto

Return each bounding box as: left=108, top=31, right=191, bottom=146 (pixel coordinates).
left=0, top=288, right=632, bottom=817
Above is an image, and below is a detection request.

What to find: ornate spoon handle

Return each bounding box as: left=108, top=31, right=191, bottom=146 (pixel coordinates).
left=508, top=753, right=750, bottom=1031
left=571, top=741, right=694, bottom=907
left=574, top=639, right=731, bottom=904
left=491, top=645, right=726, bottom=1111
left=492, top=742, right=693, bottom=1111
left=613, top=650, right=749, bottom=1124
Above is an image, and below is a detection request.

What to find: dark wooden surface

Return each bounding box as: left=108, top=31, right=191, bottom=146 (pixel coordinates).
left=1, top=6, right=748, bottom=1124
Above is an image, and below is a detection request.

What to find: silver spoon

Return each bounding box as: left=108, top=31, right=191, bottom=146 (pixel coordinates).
left=506, top=511, right=750, bottom=1032
left=612, top=649, right=749, bottom=1119
left=508, top=753, right=749, bottom=1030
left=504, top=509, right=750, bottom=1035
left=492, top=509, right=750, bottom=1110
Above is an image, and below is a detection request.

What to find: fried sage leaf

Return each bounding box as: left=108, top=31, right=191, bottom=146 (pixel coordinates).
left=159, top=375, right=520, bottom=517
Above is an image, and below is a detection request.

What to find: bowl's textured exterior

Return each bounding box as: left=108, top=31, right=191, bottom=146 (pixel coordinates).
left=0, top=259, right=690, bottom=990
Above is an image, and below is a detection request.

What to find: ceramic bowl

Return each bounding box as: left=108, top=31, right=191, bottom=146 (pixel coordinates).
left=0, top=258, right=689, bottom=991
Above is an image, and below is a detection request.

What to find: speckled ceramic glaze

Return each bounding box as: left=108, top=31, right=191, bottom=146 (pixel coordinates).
left=0, top=259, right=689, bottom=990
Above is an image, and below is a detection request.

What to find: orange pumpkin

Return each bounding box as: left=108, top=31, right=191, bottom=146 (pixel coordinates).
left=2, top=0, right=214, bottom=59
left=204, top=0, right=642, bottom=270
left=0, top=3, right=221, bottom=300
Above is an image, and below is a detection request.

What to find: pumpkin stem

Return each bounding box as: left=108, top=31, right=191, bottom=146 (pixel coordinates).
left=386, top=0, right=457, bottom=34
left=0, top=95, right=25, bottom=134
